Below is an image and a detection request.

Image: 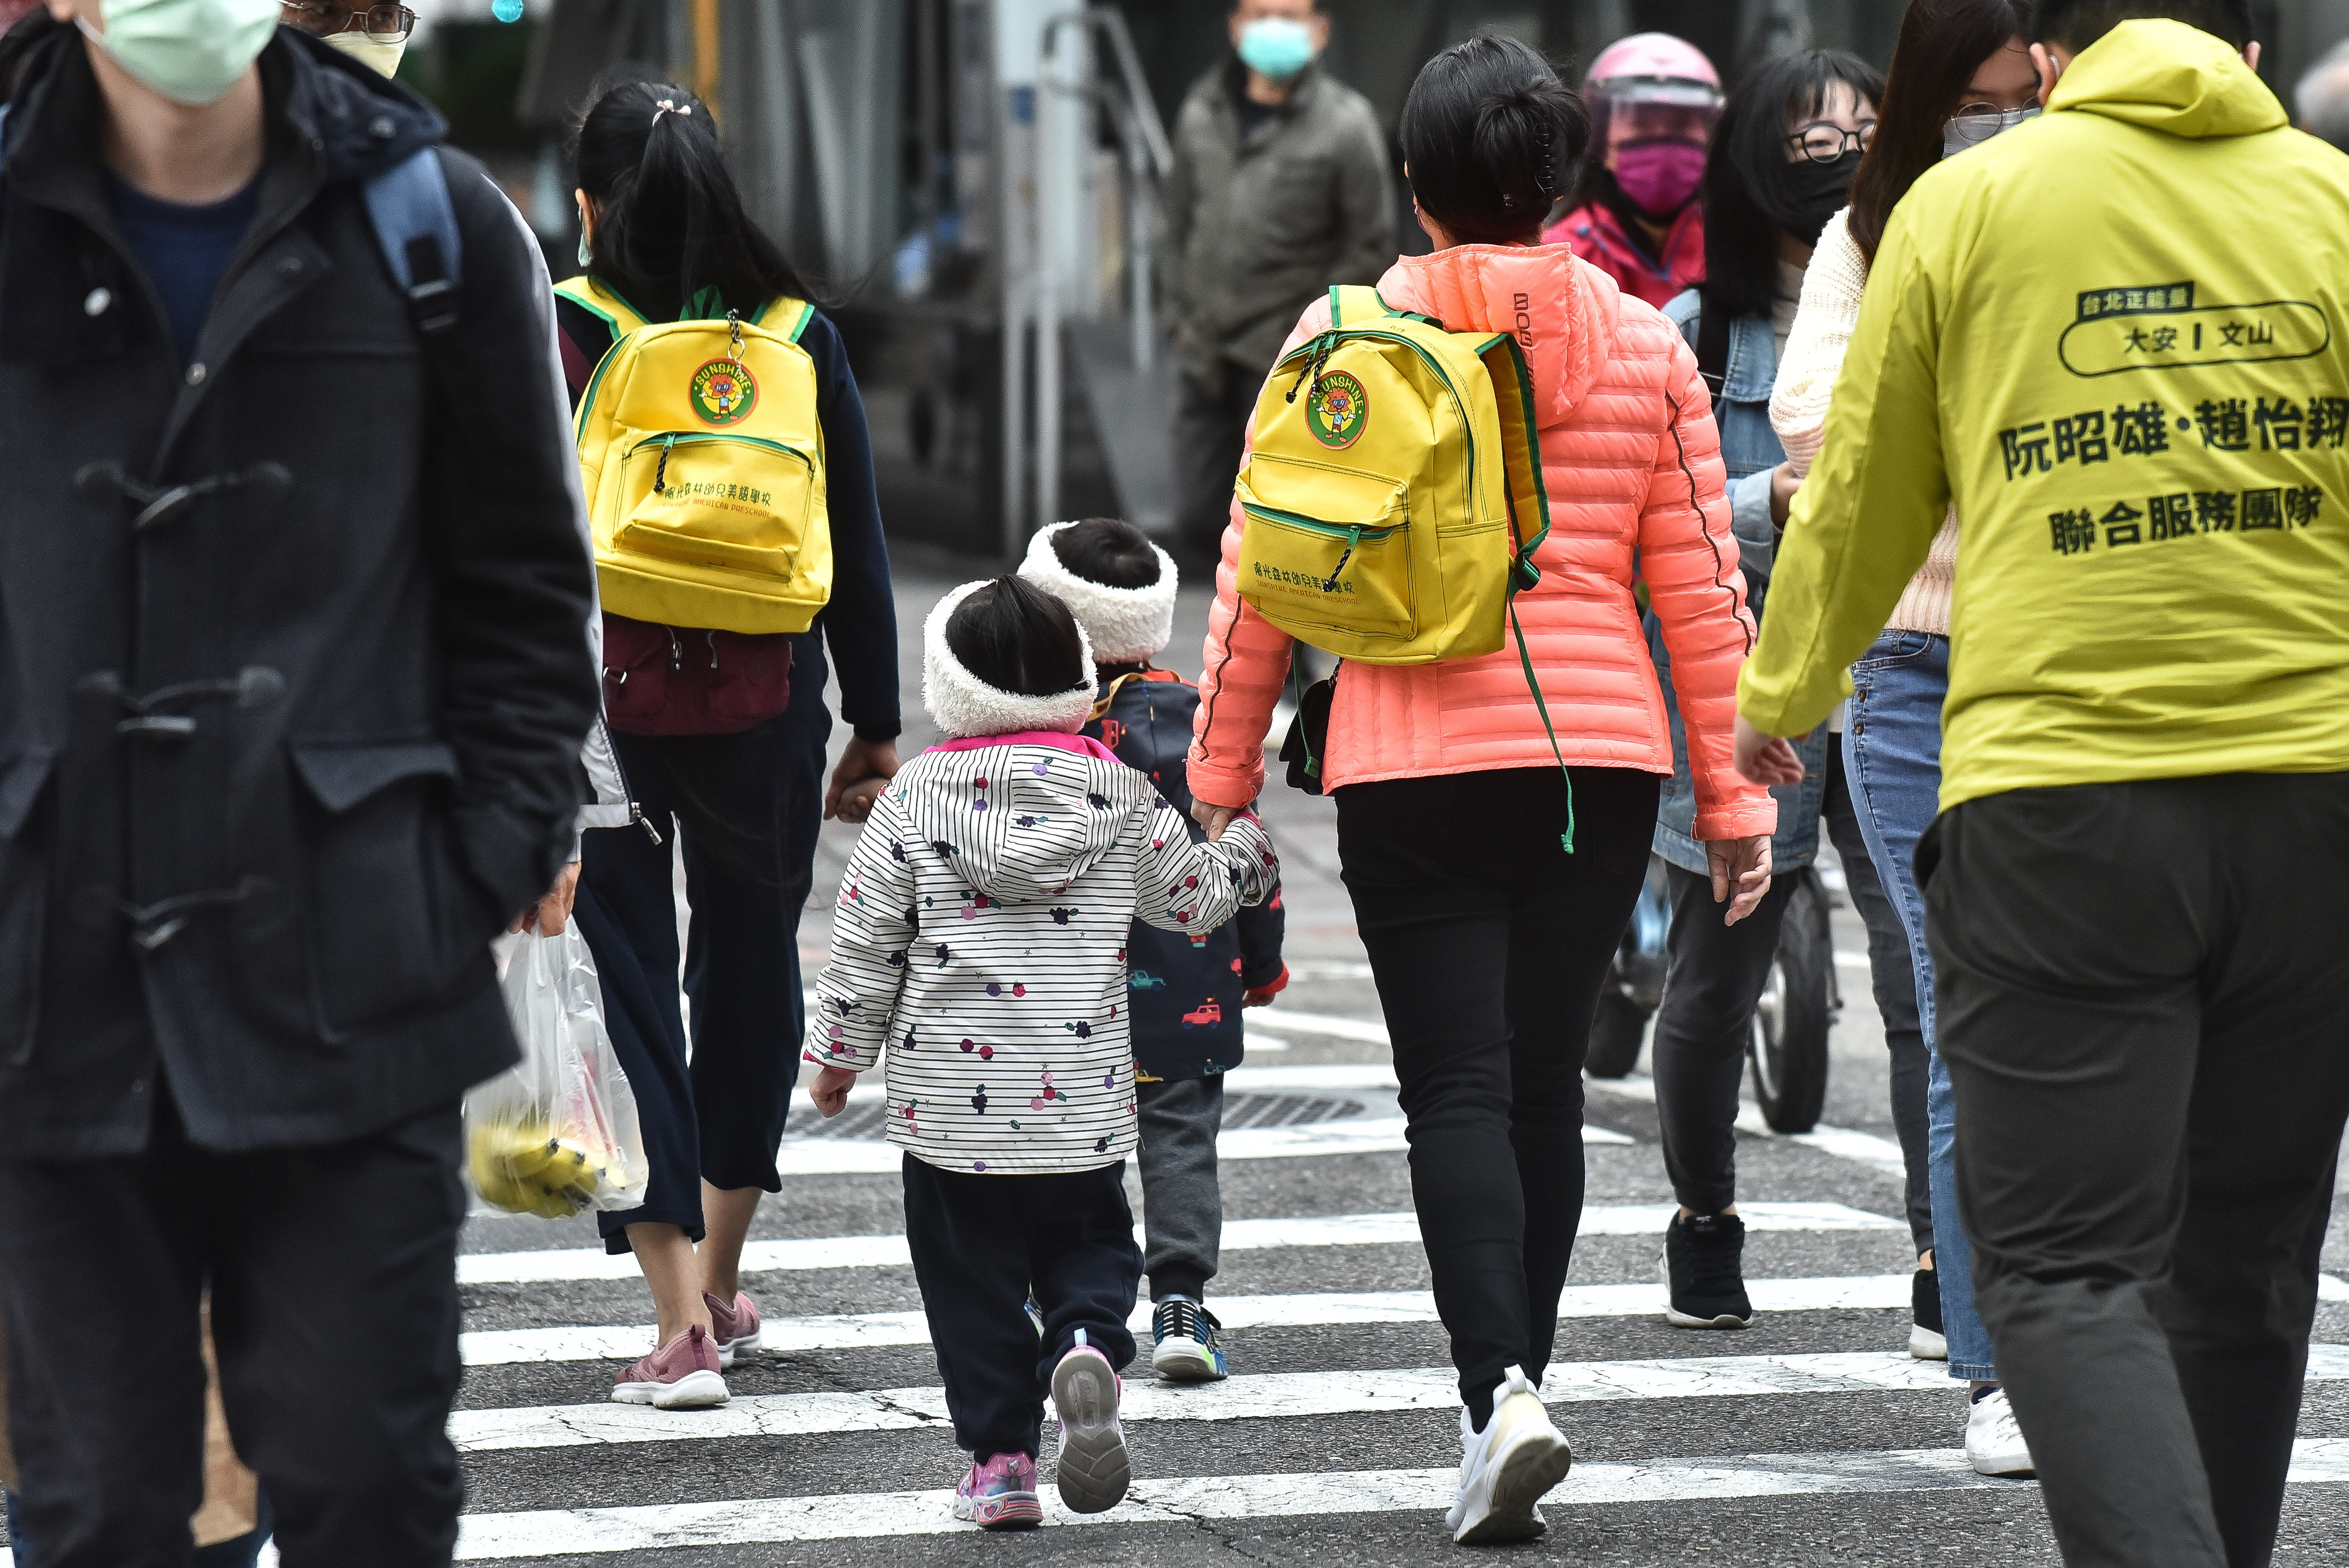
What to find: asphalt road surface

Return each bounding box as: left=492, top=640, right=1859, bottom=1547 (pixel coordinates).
left=439, top=556, right=2349, bottom=1567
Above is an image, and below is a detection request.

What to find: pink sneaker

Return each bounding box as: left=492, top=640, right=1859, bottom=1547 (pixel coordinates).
left=1051, top=1332, right=1130, bottom=1513
left=611, top=1323, right=728, bottom=1409
left=703, top=1290, right=762, bottom=1368
left=953, top=1452, right=1043, bottom=1529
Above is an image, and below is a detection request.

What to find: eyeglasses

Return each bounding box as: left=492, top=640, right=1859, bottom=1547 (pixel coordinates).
left=1783, top=120, right=1876, bottom=164
left=280, top=1, right=418, bottom=39
left=1944, top=104, right=2041, bottom=147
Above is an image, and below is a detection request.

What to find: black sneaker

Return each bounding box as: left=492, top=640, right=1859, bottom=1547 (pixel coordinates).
left=1150, top=1297, right=1228, bottom=1381
left=1661, top=1212, right=1752, bottom=1328
left=1909, top=1266, right=1948, bottom=1360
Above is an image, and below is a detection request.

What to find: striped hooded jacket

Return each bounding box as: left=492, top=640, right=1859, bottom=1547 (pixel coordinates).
left=806, top=735, right=1276, bottom=1174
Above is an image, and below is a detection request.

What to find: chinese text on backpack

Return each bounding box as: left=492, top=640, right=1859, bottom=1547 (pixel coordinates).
left=1233, top=284, right=1548, bottom=664
left=554, top=277, right=833, bottom=633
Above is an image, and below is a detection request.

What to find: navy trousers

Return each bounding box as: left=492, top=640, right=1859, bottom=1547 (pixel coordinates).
left=902, top=1155, right=1141, bottom=1459
left=579, top=638, right=830, bottom=1252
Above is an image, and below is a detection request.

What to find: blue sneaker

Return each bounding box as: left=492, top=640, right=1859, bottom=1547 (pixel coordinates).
left=1151, top=1296, right=1228, bottom=1382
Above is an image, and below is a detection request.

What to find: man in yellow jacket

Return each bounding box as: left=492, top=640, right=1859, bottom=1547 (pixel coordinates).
left=1732, top=5, right=2349, bottom=1565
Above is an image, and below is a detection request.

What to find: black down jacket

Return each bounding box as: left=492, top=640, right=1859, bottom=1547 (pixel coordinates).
left=0, top=31, right=599, bottom=1158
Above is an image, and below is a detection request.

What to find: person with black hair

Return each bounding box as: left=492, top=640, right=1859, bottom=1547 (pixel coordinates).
left=1639, top=48, right=1939, bottom=1361
left=1737, top=0, right=2349, bottom=1558
left=1770, top=0, right=2043, bottom=1483
left=1018, top=518, right=1288, bottom=1384
left=551, top=75, right=902, bottom=1409
left=1190, top=33, right=1780, bottom=1544
left=802, top=578, right=1277, bottom=1529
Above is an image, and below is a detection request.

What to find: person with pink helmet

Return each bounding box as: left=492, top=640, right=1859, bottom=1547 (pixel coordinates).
left=1542, top=32, right=1723, bottom=308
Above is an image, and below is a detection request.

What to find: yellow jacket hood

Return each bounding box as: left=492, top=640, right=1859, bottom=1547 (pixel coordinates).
left=2049, top=19, right=2285, bottom=141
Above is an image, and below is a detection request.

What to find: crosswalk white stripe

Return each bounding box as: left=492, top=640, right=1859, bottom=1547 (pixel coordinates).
left=457, top=1202, right=1900, bottom=1286
left=446, top=1440, right=2349, bottom=1558
left=447, top=1345, right=2349, bottom=1453
left=770, top=1116, right=1633, bottom=1175
left=461, top=1274, right=1927, bottom=1366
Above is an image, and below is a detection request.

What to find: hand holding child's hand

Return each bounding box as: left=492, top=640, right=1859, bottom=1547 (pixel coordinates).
left=1705, top=834, right=1774, bottom=926
left=809, top=1064, right=858, bottom=1118
left=1191, top=801, right=1239, bottom=842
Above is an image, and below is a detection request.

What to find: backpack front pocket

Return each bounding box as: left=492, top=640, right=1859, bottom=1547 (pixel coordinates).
left=611, top=433, right=816, bottom=581
left=1236, top=455, right=1414, bottom=641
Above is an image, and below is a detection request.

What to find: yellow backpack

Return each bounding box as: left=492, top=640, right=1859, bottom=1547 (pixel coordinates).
left=555, top=277, right=833, bottom=634
left=1234, top=284, right=1548, bottom=664
left=1237, top=285, right=1580, bottom=849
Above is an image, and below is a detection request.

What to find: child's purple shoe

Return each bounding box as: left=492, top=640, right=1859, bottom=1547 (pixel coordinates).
left=954, top=1452, right=1043, bottom=1529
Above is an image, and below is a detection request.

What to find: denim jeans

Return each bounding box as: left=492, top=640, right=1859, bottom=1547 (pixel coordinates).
left=1842, top=629, right=1995, bottom=1382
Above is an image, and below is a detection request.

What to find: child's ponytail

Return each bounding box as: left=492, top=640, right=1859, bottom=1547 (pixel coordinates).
left=571, top=73, right=825, bottom=317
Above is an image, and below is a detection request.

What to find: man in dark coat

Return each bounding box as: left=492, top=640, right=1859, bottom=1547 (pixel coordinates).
left=0, top=3, right=598, bottom=1561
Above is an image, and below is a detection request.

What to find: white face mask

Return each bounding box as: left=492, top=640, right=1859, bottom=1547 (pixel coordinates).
left=321, top=26, right=405, bottom=77
left=1942, top=104, right=2040, bottom=159
left=76, top=0, right=281, bottom=107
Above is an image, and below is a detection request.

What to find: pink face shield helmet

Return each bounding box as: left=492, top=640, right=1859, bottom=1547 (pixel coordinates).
left=1583, top=33, right=1724, bottom=219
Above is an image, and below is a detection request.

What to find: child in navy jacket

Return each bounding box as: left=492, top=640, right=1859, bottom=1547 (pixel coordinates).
left=1019, top=518, right=1287, bottom=1381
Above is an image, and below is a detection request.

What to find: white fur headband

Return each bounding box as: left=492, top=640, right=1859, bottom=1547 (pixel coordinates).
left=922, top=580, right=1098, bottom=739
left=1015, top=522, right=1178, bottom=664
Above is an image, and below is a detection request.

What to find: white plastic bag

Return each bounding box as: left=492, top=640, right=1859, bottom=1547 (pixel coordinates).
left=464, top=924, right=649, bottom=1217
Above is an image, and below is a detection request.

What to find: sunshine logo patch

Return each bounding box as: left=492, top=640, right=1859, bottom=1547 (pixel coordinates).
left=689, top=359, right=758, bottom=426
left=1306, top=371, right=1368, bottom=450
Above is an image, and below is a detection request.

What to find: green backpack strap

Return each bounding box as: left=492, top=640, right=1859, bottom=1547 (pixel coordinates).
left=754, top=295, right=817, bottom=343
left=553, top=274, right=652, bottom=335
left=1476, top=334, right=1572, bottom=853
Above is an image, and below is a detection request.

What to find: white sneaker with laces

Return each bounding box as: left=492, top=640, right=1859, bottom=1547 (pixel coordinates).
left=1444, top=1365, right=1573, bottom=1544
left=1964, top=1387, right=2035, bottom=1477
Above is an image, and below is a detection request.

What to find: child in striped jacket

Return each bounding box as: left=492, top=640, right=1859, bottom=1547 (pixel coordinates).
left=804, top=575, right=1277, bottom=1529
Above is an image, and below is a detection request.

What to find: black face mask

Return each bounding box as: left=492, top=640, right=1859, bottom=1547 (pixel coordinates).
left=1770, top=148, right=1863, bottom=247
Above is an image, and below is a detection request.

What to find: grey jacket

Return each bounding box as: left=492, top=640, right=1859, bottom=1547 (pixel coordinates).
left=1163, top=58, right=1393, bottom=391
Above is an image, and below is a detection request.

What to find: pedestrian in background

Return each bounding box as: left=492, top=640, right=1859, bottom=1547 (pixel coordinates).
left=1544, top=33, right=1721, bottom=309
left=805, top=577, right=1278, bottom=1530
left=1163, top=0, right=1392, bottom=559
left=1642, top=48, right=1934, bottom=1353
left=1190, top=35, right=1775, bottom=1544
left=0, top=1, right=600, bottom=1563
left=1737, top=3, right=2349, bottom=1562
left=1019, top=517, right=1289, bottom=1384
left=554, top=76, right=901, bottom=1411
left=1769, top=0, right=2041, bottom=1482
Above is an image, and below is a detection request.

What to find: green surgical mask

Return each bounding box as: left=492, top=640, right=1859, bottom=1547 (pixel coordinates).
left=321, top=26, right=405, bottom=77
left=78, top=0, right=281, bottom=107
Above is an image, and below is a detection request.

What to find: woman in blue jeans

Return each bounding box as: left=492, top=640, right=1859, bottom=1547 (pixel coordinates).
left=1770, top=0, right=2040, bottom=1478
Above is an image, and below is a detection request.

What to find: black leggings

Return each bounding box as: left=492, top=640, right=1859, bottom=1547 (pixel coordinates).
left=1336, top=766, right=1658, bottom=1423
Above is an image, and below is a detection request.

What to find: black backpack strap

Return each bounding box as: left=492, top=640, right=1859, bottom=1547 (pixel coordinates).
left=1694, top=288, right=1732, bottom=400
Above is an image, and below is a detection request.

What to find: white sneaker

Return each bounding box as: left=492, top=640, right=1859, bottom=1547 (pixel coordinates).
left=1908, top=1324, right=1949, bottom=1360
left=1444, top=1365, right=1573, bottom=1544
left=1963, top=1387, right=2035, bottom=1477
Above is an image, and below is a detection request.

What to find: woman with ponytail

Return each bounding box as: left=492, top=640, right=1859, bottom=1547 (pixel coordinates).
left=555, top=76, right=901, bottom=1409
left=1186, top=35, right=1777, bottom=1542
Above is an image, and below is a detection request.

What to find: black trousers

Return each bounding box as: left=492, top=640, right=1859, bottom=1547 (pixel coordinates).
left=1337, top=766, right=1657, bottom=1423
left=1925, top=773, right=2349, bottom=1568
left=901, top=1156, right=1142, bottom=1459
left=581, top=695, right=823, bottom=1251
left=0, top=1098, right=465, bottom=1568
left=1651, top=745, right=1934, bottom=1250
left=1173, top=367, right=1258, bottom=557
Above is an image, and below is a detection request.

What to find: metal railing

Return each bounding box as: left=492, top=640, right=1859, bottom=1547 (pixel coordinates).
left=1002, top=5, right=1173, bottom=562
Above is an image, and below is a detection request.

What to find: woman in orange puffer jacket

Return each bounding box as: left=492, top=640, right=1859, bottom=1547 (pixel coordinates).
left=1186, top=36, right=1783, bottom=1542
